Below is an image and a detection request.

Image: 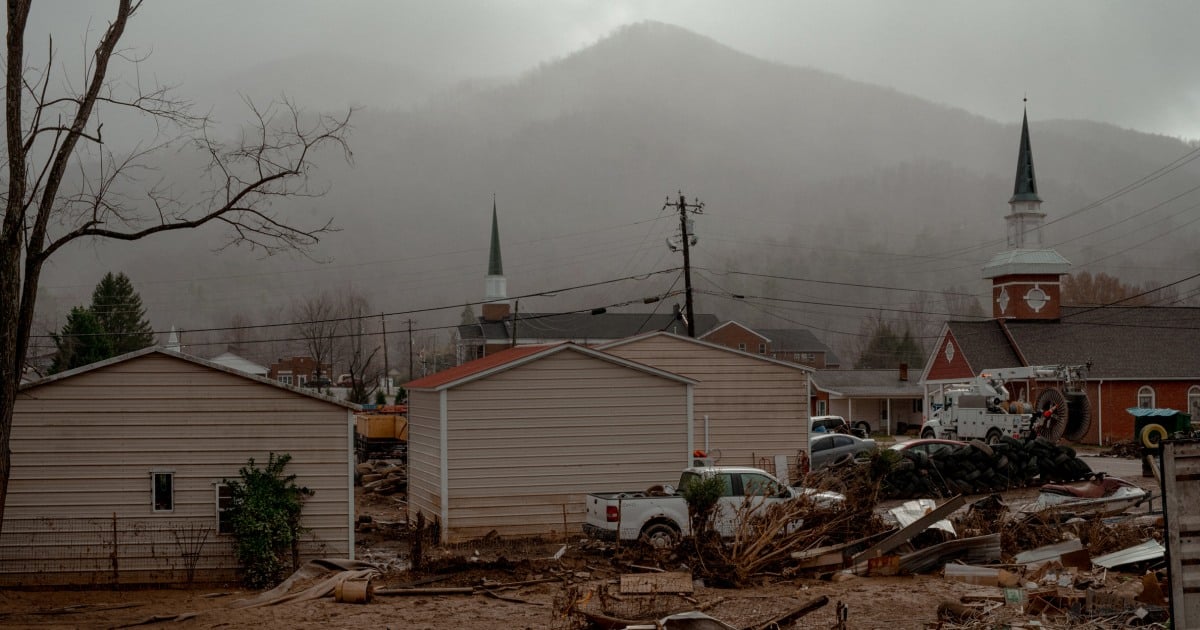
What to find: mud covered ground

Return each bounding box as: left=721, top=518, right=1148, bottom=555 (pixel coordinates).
left=0, top=453, right=1164, bottom=630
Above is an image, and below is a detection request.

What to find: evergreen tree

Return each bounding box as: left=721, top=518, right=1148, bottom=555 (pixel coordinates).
left=50, top=307, right=113, bottom=373
left=90, top=272, right=155, bottom=355
left=460, top=303, right=477, bottom=326
left=856, top=321, right=925, bottom=369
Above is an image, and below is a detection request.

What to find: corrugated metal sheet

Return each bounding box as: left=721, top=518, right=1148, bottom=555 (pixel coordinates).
left=1092, top=539, right=1164, bottom=568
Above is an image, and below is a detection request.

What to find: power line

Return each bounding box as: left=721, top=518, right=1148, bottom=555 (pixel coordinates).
left=31, top=267, right=682, bottom=340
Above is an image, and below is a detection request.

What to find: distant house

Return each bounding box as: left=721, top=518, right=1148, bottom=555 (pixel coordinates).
left=811, top=366, right=924, bottom=435
left=2, top=347, right=357, bottom=586
left=700, top=321, right=840, bottom=368
left=268, top=356, right=333, bottom=386
left=405, top=343, right=696, bottom=542
left=458, top=311, right=720, bottom=361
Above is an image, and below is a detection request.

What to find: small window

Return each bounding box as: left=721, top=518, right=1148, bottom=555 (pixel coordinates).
left=816, top=400, right=827, bottom=415
left=216, top=483, right=234, bottom=534
left=737, top=343, right=746, bottom=351
left=912, top=399, right=924, bottom=412
left=280, top=375, right=293, bottom=385
left=152, top=472, right=174, bottom=512
left=801, top=352, right=816, bottom=362
left=793, top=353, right=801, bottom=361
left=298, top=375, right=307, bottom=385
left=1138, top=386, right=1155, bottom=409
left=1190, top=386, right=1200, bottom=419
left=758, top=343, right=766, bottom=354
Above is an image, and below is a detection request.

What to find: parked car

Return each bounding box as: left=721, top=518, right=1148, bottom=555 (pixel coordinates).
left=889, top=438, right=966, bottom=458
left=809, top=415, right=867, bottom=439
left=808, top=433, right=877, bottom=470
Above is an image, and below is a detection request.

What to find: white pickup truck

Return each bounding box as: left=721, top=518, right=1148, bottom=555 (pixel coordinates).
left=583, top=465, right=842, bottom=548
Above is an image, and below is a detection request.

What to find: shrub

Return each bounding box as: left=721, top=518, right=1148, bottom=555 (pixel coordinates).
left=680, top=474, right=725, bottom=538
left=225, top=453, right=313, bottom=588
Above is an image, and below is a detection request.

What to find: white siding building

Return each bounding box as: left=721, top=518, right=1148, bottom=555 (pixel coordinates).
left=1, top=348, right=357, bottom=585
left=405, top=343, right=696, bottom=542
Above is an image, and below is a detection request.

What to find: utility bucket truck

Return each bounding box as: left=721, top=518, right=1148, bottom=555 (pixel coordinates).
left=922, top=364, right=1091, bottom=444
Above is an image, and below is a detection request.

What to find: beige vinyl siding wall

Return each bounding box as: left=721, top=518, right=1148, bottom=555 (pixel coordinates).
left=440, top=351, right=689, bottom=541
left=406, top=390, right=442, bottom=524
left=604, top=336, right=809, bottom=479
left=5, top=354, right=351, bottom=583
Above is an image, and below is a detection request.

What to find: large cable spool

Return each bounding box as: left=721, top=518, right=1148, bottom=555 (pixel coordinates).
left=1035, top=388, right=1068, bottom=442
left=1063, top=392, right=1092, bottom=442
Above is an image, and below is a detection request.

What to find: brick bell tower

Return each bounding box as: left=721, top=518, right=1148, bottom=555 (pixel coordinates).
left=981, top=106, right=1070, bottom=320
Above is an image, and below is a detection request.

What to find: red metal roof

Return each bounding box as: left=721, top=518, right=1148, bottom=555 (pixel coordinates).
left=404, top=344, right=555, bottom=390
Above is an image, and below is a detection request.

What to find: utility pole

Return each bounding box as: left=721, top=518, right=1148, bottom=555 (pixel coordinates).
left=664, top=191, right=704, bottom=337
left=510, top=299, right=519, bottom=348
left=380, top=313, right=389, bottom=395
left=407, top=319, right=414, bottom=382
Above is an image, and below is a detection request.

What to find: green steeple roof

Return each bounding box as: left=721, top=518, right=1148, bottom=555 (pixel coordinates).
left=488, top=196, right=503, bottom=276
left=1010, top=108, right=1042, bottom=203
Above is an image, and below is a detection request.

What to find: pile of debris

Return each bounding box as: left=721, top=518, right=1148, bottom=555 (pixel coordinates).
left=884, top=437, right=1093, bottom=499
left=356, top=460, right=407, bottom=496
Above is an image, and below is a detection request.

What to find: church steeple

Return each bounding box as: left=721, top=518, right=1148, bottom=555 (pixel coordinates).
left=983, top=105, right=1070, bottom=321
left=1004, top=106, right=1047, bottom=249
left=1010, top=108, right=1041, bottom=204
left=488, top=196, right=504, bottom=276
left=482, top=195, right=510, bottom=322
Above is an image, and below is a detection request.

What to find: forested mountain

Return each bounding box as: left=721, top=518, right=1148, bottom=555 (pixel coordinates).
left=34, top=22, right=1200, bottom=365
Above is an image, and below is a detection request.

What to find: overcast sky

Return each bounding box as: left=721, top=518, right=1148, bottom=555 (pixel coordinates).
left=25, top=1, right=1200, bottom=140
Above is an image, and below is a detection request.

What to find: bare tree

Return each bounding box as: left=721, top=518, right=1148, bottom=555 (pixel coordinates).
left=292, top=292, right=341, bottom=383
left=1, top=1, right=352, bottom=530
left=339, top=292, right=381, bottom=404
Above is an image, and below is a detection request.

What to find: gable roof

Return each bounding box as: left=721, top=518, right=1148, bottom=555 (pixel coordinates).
left=944, top=320, right=1025, bottom=375
left=459, top=312, right=720, bottom=344
left=812, top=369, right=924, bottom=398
left=699, top=320, right=770, bottom=342
left=404, top=342, right=698, bottom=392
left=931, top=307, right=1200, bottom=381
left=757, top=328, right=843, bottom=365
left=209, top=351, right=269, bottom=376
left=19, top=346, right=360, bottom=410
left=597, top=331, right=816, bottom=373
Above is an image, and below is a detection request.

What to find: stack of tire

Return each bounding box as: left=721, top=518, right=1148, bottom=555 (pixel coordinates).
left=883, top=437, right=1093, bottom=499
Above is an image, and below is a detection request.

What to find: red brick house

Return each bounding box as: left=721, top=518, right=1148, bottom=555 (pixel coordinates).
left=920, top=109, right=1200, bottom=444
left=268, top=356, right=333, bottom=386
left=700, top=321, right=841, bottom=368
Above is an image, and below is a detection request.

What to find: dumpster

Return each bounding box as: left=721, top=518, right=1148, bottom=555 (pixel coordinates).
left=1128, top=407, right=1191, bottom=477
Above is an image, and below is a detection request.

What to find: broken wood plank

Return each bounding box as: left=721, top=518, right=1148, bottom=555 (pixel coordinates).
left=481, top=590, right=544, bottom=606
left=746, top=595, right=829, bottom=630
left=374, top=587, right=475, bottom=596
left=851, top=495, right=966, bottom=566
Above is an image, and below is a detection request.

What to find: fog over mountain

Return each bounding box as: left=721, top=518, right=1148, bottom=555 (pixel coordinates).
left=31, top=22, right=1200, bottom=367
